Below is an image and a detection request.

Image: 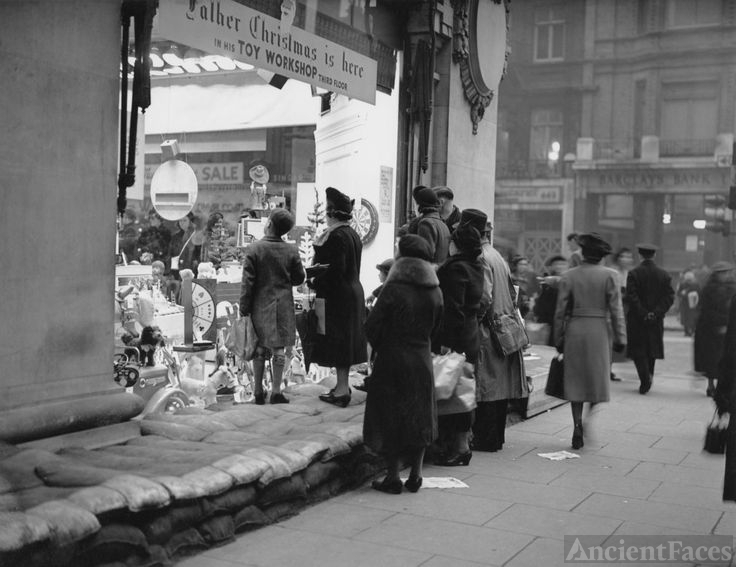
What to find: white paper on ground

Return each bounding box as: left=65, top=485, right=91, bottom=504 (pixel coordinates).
left=537, top=450, right=581, bottom=461
left=399, top=477, right=468, bottom=488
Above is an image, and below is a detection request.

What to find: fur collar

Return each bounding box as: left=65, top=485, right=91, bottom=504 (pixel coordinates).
left=385, top=257, right=439, bottom=288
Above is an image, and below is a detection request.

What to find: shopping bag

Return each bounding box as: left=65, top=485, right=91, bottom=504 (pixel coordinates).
left=243, top=315, right=258, bottom=361
left=703, top=410, right=729, bottom=455
left=432, top=351, right=466, bottom=400
left=544, top=354, right=565, bottom=399
left=224, top=305, right=246, bottom=356
left=437, top=363, right=477, bottom=415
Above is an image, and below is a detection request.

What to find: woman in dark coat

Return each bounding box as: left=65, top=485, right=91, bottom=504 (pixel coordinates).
left=433, top=223, right=485, bottom=466
left=715, top=296, right=736, bottom=501
left=694, top=262, right=736, bottom=397
left=363, top=235, right=443, bottom=494
left=311, top=187, right=368, bottom=407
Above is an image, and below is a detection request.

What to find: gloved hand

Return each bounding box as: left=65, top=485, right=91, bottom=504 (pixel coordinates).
left=644, top=312, right=656, bottom=322
left=612, top=342, right=626, bottom=354
left=714, top=390, right=730, bottom=416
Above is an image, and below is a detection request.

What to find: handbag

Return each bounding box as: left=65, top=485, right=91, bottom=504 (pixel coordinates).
left=703, top=410, right=729, bottom=455
left=296, top=306, right=319, bottom=369
left=544, top=354, right=565, bottom=399
left=433, top=351, right=466, bottom=400
left=491, top=312, right=530, bottom=356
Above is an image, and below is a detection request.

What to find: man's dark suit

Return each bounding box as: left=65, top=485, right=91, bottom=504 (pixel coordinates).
left=626, top=258, right=675, bottom=393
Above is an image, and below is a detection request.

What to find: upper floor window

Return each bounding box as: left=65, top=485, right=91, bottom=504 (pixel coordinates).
left=534, top=6, right=565, bottom=62
left=666, top=0, right=721, bottom=28
left=660, top=81, right=719, bottom=156
left=530, top=108, right=563, bottom=173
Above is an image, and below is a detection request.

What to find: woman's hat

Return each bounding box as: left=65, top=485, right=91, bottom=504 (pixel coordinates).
left=711, top=261, right=735, bottom=273
left=459, top=208, right=488, bottom=233
left=413, top=186, right=440, bottom=208
left=398, top=235, right=433, bottom=262
left=325, top=187, right=354, bottom=214
left=376, top=258, right=395, bottom=273
left=452, top=224, right=482, bottom=254
left=577, top=232, right=612, bottom=256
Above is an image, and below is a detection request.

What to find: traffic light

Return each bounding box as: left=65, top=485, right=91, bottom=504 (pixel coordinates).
left=704, top=194, right=731, bottom=235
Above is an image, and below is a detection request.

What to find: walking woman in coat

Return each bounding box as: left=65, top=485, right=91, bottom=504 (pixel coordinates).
left=715, top=294, right=736, bottom=502
left=694, top=262, right=736, bottom=397
left=434, top=223, right=486, bottom=466
left=554, top=233, right=626, bottom=449
left=240, top=209, right=305, bottom=404
left=311, top=187, right=368, bottom=407
left=363, top=235, right=443, bottom=494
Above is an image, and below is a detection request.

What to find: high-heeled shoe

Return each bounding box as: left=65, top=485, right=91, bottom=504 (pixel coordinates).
left=572, top=423, right=584, bottom=450
left=371, top=477, right=402, bottom=494
left=436, top=451, right=472, bottom=466
left=404, top=475, right=422, bottom=493
left=319, top=388, right=351, bottom=408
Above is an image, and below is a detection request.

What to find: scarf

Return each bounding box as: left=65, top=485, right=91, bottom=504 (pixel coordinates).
left=313, top=221, right=350, bottom=247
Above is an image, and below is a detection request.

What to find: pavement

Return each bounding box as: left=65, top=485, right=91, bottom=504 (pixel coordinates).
left=175, top=328, right=735, bottom=567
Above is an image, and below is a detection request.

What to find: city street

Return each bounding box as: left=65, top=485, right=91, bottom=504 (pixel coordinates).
left=177, top=329, right=734, bottom=567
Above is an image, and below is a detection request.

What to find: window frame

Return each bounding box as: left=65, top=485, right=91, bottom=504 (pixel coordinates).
left=533, top=7, right=566, bottom=63
left=665, top=0, right=721, bottom=30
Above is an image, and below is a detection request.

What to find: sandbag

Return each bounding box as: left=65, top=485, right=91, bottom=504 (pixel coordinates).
left=67, top=486, right=128, bottom=516
left=101, top=475, right=170, bottom=512
left=210, top=454, right=270, bottom=486
left=25, top=500, right=100, bottom=546
left=0, top=511, right=53, bottom=551
left=139, top=420, right=209, bottom=441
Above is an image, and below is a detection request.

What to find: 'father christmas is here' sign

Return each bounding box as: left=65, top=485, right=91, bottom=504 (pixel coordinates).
left=158, top=0, right=378, bottom=104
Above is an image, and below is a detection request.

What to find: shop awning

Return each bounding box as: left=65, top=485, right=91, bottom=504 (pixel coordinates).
left=145, top=75, right=321, bottom=135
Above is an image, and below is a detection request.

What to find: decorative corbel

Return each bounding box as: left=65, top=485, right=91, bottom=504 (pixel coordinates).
left=451, top=0, right=510, bottom=135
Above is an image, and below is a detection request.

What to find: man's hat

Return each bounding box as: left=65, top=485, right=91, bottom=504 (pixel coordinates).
left=433, top=186, right=454, bottom=200
left=712, top=261, right=735, bottom=273
left=413, top=186, right=440, bottom=208
left=635, top=242, right=659, bottom=253
left=325, top=186, right=353, bottom=214
left=376, top=258, right=395, bottom=273
left=578, top=232, right=612, bottom=256
left=459, top=208, right=487, bottom=233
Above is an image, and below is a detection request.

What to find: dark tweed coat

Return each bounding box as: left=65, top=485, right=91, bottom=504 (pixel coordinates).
left=410, top=211, right=451, bottom=264
left=626, top=259, right=674, bottom=360
left=694, top=276, right=736, bottom=378
left=716, top=298, right=736, bottom=501
left=363, top=257, right=443, bottom=455
left=239, top=236, right=305, bottom=348
left=310, top=224, right=367, bottom=367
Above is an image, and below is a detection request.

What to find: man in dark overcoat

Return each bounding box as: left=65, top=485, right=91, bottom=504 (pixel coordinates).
left=626, top=243, right=675, bottom=394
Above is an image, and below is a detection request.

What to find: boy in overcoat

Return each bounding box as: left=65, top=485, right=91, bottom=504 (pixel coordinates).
left=240, top=209, right=305, bottom=404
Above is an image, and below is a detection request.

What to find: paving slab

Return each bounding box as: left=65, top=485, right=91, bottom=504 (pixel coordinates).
left=483, top=502, right=621, bottom=541
left=335, top=485, right=513, bottom=526
left=550, top=469, right=661, bottom=499
left=573, top=492, right=722, bottom=533
left=353, top=512, right=535, bottom=565
left=627, top=461, right=722, bottom=490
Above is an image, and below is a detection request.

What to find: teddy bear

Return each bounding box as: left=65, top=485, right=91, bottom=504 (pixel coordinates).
left=122, top=325, right=165, bottom=367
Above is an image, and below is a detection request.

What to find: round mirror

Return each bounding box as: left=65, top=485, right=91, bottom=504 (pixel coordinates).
left=150, top=160, right=198, bottom=220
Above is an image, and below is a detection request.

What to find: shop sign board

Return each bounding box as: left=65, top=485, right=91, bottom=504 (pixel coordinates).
left=582, top=167, right=730, bottom=193
left=145, top=162, right=244, bottom=186
left=159, top=0, right=378, bottom=104
left=495, top=186, right=562, bottom=205
left=379, top=165, right=393, bottom=222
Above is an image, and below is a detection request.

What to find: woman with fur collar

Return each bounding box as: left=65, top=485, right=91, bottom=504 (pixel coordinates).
left=363, top=235, right=444, bottom=494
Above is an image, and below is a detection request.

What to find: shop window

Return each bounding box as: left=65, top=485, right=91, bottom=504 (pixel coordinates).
left=534, top=6, right=565, bottom=62
left=660, top=81, right=718, bottom=155
left=529, top=109, right=563, bottom=175
left=665, top=0, right=721, bottom=28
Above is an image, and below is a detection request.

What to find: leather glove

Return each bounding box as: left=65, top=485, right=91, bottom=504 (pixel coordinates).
left=612, top=342, right=626, bottom=354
